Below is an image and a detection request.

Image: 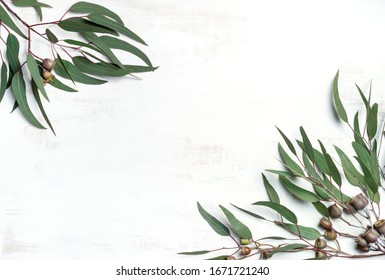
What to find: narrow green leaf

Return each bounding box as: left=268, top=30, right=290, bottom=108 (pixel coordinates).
left=11, top=72, right=45, bottom=129
left=265, top=169, right=293, bottom=177
left=231, top=204, right=266, bottom=221
left=355, top=84, right=369, bottom=108
left=334, top=146, right=364, bottom=186
left=82, top=32, right=123, bottom=68
left=45, top=28, right=58, bottom=43
left=178, top=250, right=210, bottom=255
left=6, top=34, right=21, bottom=74
left=279, top=176, right=319, bottom=202
left=262, top=173, right=280, bottom=204
left=56, top=54, right=75, bottom=84
left=353, top=112, right=369, bottom=152
left=58, top=17, right=118, bottom=35
left=278, top=143, right=304, bottom=176
left=32, top=81, right=55, bottom=135
left=253, top=201, right=297, bottom=224
left=312, top=201, right=329, bottom=217
left=48, top=77, right=78, bottom=92
left=257, top=236, right=288, bottom=241
left=367, top=103, right=378, bottom=140
left=272, top=243, right=308, bottom=254
left=87, top=14, right=147, bottom=45
left=320, top=173, right=350, bottom=203
left=99, top=35, right=153, bottom=67
left=332, top=70, right=348, bottom=122
left=298, top=140, right=329, bottom=175
left=276, top=126, right=296, bottom=155
left=276, top=222, right=322, bottom=240
left=318, top=141, right=342, bottom=187
left=352, top=141, right=380, bottom=185
left=0, top=5, right=27, bottom=39
left=300, top=126, right=315, bottom=162
left=354, top=157, right=378, bottom=197
left=206, top=255, right=229, bottom=260
left=12, top=0, right=51, bottom=8
left=69, top=1, right=124, bottom=25
left=55, top=58, right=107, bottom=85
left=63, top=39, right=102, bottom=53
left=197, top=202, right=230, bottom=237
left=27, top=53, right=49, bottom=101
left=72, top=56, right=157, bottom=77
left=0, top=63, right=7, bottom=102
left=219, top=205, right=252, bottom=239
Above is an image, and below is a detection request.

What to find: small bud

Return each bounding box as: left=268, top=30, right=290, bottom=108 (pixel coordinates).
left=240, top=238, right=252, bottom=245
left=261, top=249, right=273, bottom=260
left=345, top=199, right=357, bottom=214
left=319, top=217, right=333, bottom=230
left=356, top=245, right=370, bottom=252
left=350, top=193, right=369, bottom=210
left=315, top=238, right=327, bottom=249
left=325, top=229, right=337, bottom=240
left=374, top=219, right=385, bottom=235
left=42, top=58, right=55, bottom=71
left=356, top=234, right=368, bottom=247
left=241, top=246, right=251, bottom=255
left=226, top=256, right=236, bottom=260
left=42, top=70, right=54, bottom=80
left=363, top=228, right=379, bottom=243
left=328, top=204, right=342, bottom=219
left=315, top=251, right=326, bottom=258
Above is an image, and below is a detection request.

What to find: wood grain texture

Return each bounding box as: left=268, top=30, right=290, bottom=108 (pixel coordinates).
left=1, top=0, right=385, bottom=260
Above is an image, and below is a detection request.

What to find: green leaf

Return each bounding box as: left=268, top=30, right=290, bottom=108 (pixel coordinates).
left=63, top=39, right=102, bottom=53
left=0, top=63, right=7, bottom=102
left=56, top=54, right=75, bottom=85
left=318, top=141, right=342, bottom=186
left=312, top=201, right=329, bottom=217
left=58, top=18, right=118, bottom=35
left=272, top=243, right=308, bottom=254
left=12, top=0, right=51, bottom=8
left=48, top=77, right=78, bottom=92
left=276, top=222, right=322, bottom=240
left=354, top=157, right=378, bottom=197
left=265, top=169, right=292, bottom=177
left=353, top=112, right=369, bottom=152
left=367, top=103, right=378, bottom=140
left=206, top=255, right=229, bottom=260
left=355, top=84, right=369, bottom=108
left=11, top=72, right=45, bottom=129
left=72, top=56, right=157, bottom=77
left=278, top=143, right=304, bottom=176
left=257, top=236, right=288, bottom=241
left=231, top=204, right=266, bottom=221
left=0, top=5, right=27, bottom=39
left=332, top=70, right=348, bottom=123
left=279, top=176, right=319, bottom=202
left=27, top=53, right=49, bottom=101
left=32, top=81, right=55, bottom=135
left=45, top=28, right=58, bottom=43
left=99, top=35, right=153, bottom=67
left=219, top=205, right=252, bottom=239
left=352, top=141, right=380, bottom=185
left=178, top=250, right=210, bottom=255
left=87, top=14, right=147, bottom=45
left=253, top=201, right=297, bottom=224
left=297, top=140, right=329, bottom=175
left=55, top=58, right=107, bottom=85
left=69, top=1, right=124, bottom=25
left=300, top=126, right=315, bottom=162
left=197, top=202, right=230, bottom=237
left=82, top=32, right=123, bottom=68
left=262, top=173, right=280, bottom=204
left=6, top=33, right=21, bottom=74
left=320, top=173, right=350, bottom=203
left=275, top=126, right=296, bottom=155
left=334, top=146, right=364, bottom=186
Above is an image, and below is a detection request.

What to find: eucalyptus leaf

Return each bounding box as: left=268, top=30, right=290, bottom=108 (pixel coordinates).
left=45, top=28, right=58, bottom=43
left=332, top=70, right=348, bottom=123
left=0, top=4, right=27, bottom=39
left=197, top=202, right=230, bottom=237
left=253, top=201, right=297, bottom=224
left=178, top=250, right=210, bottom=255
left=48, top=77, right=78, bottom=92
left=265, top=169, right=293, bottom=177
left=206, top=255, right=229, bottom=260
left=58, top=17, right=118, bottom=35
left=69, top=1, right=124, bottom=25
left=272, top=243, right=308, bottom=254
left=32, top=81, right=55, bottom=135
left=278, top=143, right=304, bottom=176
left=231, top=204, right=266, bottom=221
left=300, top=126, right=315, bottom=162
left=276, top=222, right=322, bottom=240
left=219, top=205, right=252, bottom=239
left=367, top=103, right=378, bottom=140
left=0, top=63, right=7, bottom=102
left=262, top=173, right=280, bottom=204
left=312, top=201, right=329, bottom=217
left=6, top=33, right=21, bottom=74
left=334, top=146, right=364, bottom=187
left=279, top=176, right=319, bottom=202
left=27, top=53, right=49, bottom=101
left=276, top=126, right=296, bottom=155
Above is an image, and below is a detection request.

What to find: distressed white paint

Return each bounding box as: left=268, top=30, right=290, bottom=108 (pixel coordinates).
left=1, top=0, right=385, bottom=259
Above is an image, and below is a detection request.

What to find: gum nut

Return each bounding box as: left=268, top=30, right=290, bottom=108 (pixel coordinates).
left=325, top=229, right=337, bottom=241
left=240, top=238, right=251, bottom=245
left=374, top=219, right=385, bottom=235
left=345, top=200, right=357, bottom=214
left=356, top=245, right=370, bottom=253
left=363, top=228, right=379, bottom=243
left=315, top=238, right=327, bottom=249
left=356, top=235, right=368, bottom=247
left=42, top=58, right=55, bottom=71
left=241, top=247, right=251, bottom=255
left=226, top=256, right=236, bottom=260
left=350, top=193, right=369, bottom=210
left=315, top=251, right=326, bottom=258
left=42, top=70, right=53, bottom=80
left=328, top=204, right=342, bottom=219
left=319, top=217, right=333, bottom=230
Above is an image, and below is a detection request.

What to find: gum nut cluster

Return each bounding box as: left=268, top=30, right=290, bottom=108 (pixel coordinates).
left=319, top=217, right=337, bottom=241
left=41, top=58, right=55, bottom=85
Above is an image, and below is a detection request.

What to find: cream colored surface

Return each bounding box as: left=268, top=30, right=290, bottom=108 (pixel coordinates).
left=1, top=0, right=385, bottom=259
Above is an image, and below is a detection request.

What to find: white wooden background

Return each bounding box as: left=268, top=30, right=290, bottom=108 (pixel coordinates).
left=1, top=0, right=385, bottom=260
